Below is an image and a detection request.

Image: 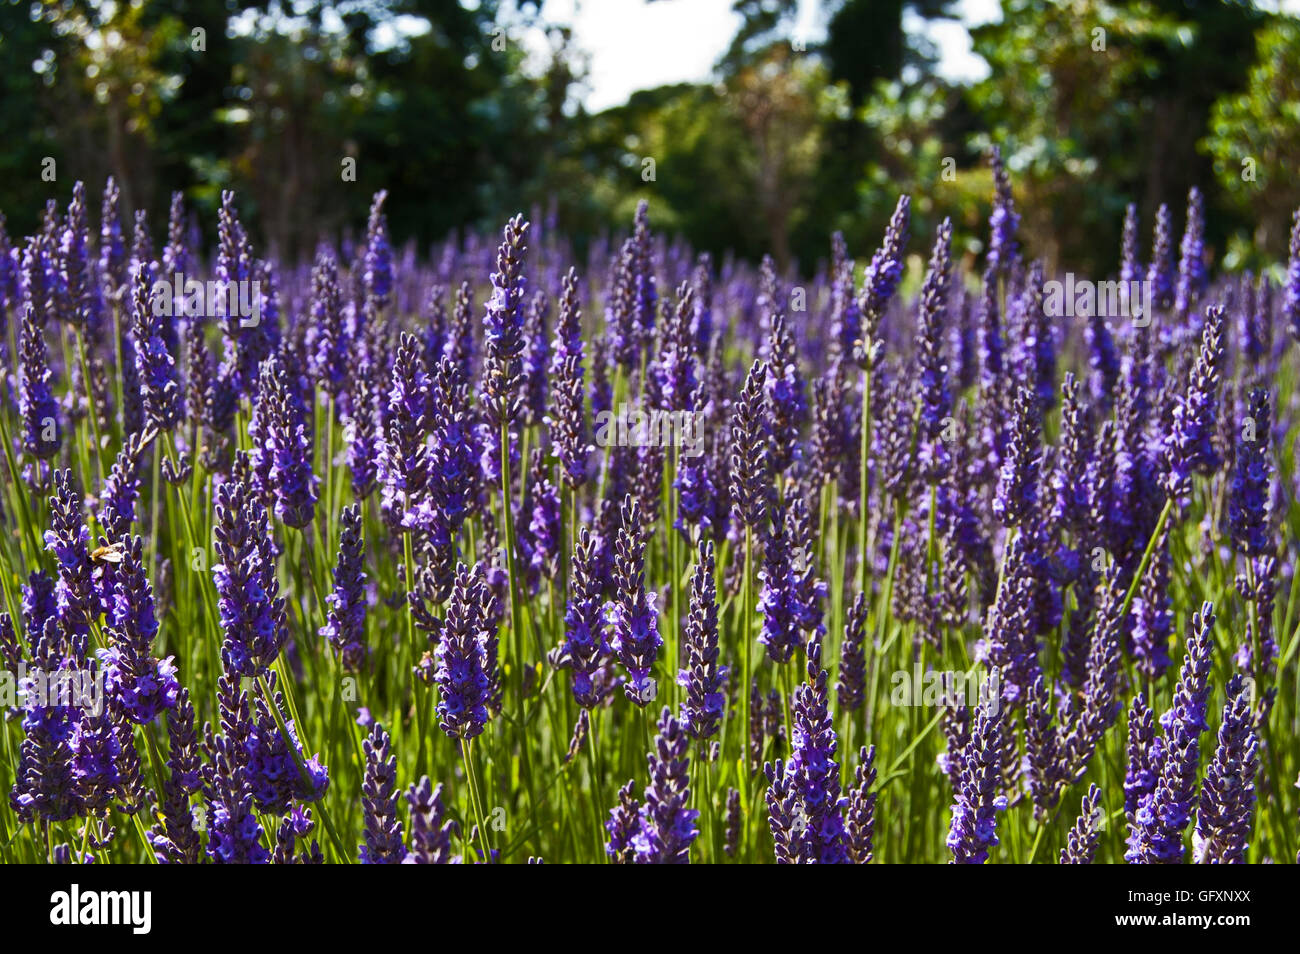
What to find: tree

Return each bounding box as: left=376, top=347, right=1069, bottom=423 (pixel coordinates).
left=1203, top=16, right=1300, bottom=260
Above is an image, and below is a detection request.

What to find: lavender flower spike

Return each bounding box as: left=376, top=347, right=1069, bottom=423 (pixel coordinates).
left=1286, top=207, right=1300, bottom=342
left=1060, top=784, right=1104, bottom=864
left=987, top=146, right=1019, bottom=273
left=1163, top=305, right=1225, bottom=501
left=1193, top=675, right=1259, bottom=864
left=610, top=494, right=662, bottom=705
left=1226, top=388, right=1272, bottom=558
left=786, top=638, right=850, bottom=863
left=320, top=504, right=368, bottom=671
left=558, top=528, right=609, bottom=708
left=1134, top=602, right=1215, bottom=863
left=130, top=261, right=181, bottom=432
left=212, top=455, right=288, bottom=679
left=482, top=214, right=530, bottom=426
left=359, top=721, right=406, bottom=863
left=729, top=359, right=772, bottom=530
left=18, top=305, right=60, bottom=458
left=678, top=539, right=725, bottom=740
left=433, top=563, right=497, bottom=741
left=947, top=694, right=1007, bottom=864
left=631, top=707, right=698, bottom=864
left=856, top=195, right=911, bottom=370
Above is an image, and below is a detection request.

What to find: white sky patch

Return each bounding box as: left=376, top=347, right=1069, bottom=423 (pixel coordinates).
left=513, top=0, right=1009, bottom=112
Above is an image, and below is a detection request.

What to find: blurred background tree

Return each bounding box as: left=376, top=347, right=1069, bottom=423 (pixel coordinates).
left=0, top=0, right=1297, bottom=274
left=1203, top=15, right=1300, bottom=267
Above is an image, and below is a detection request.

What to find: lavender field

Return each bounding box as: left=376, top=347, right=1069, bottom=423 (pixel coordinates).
left=0, top=159, right=1297, bottom=867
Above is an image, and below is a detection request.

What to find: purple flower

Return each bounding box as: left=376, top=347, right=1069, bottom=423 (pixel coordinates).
left=630, top=200, right=658, bottom=355
left=673, top=384, right=719, bottom=537
left=605, top=780, right=641, bottom=863
left=729, top=360, right=772, bottom=530
left=692, top=253, right=713, bottom=357
left=660, top=281, right=698, bottom=413
left=1130, top=524, right=1173, bottom=680
left=548, top=269, right=588, bottom=489
left=404, top=776, right=458, bottom=864
left=18, top=305, right=60, bottom=459
left=359, top=721, right=406, bottom=864
left=557, top=528, right=609, bottom=709
left=993, top=385, right=1041, bottom=527
left=1060, top=566, right=1123, bottom=781
left=1014, top=262, right=1056, bottom=411
left=1193, top=675, right=1259, bottom=864
left=527, top=450, right=561, bottom=580
left=364, top=190, right=393, bottom=312
left=757, top=502, right=802, bottom=664
left=977, top=264, right=1005, bottom=405
left=946, top=694, right=1007, bottom=864
left=432, top=563, right=497, bottom=741
left=1163, top=305, right=1225, bottom=501
left=856, top=195, right=911, bottom=370
left=987, top=146, right=1019, bottom=273
left=309, top=248, right=348, bottom=396
left=631, top=707, right=698, bottom=863
left=97, top=536, right=178, bottom=724
left=678, top=539, right=725, bottom=740
left=212, top=456, right=288, bottom=679
left=320, top=504, right=368, bottom=671
left=610, top=495, right=661, bottom=704
left=9, top=620, right=80, bottom=823
left=44, top=469, right=97, bottom=661
left=765, top=313, right=806, bottom=470
left=1134, top=602, right=1215, bottom=863
left=785, top=639, right=850, bottom=863
left=346, top=359, right=384, bottom=500
left=1121, top=202, right=1142, bottom=285
left=844, top=745, right=877, bottom=863
left=147, top=688, right=203, bottom=863
left=915, top=219, right=953, bottom=479
left=1025, top=672, right=1062, bottom=817
left=1123, top=693, right=1160, bottom=863
left=1285, top=208, right=1300, bottom=342
left=1146, top=203, right=1174, bottom=313
left=378, top=332, right=431, bottom=532
left=1174, top=187, right=1206, bottom=320
left=58, top=181, right=102, bottom=336
left=99, top=177, right=127, bottom=301
left=1049, top=373, right=1093, bottom=535
left=130, top=262, right=181, bottom=431
left=428, top=354, right=479, bottom=547
left=482, top=215, right=530, bottom=425
left=978, top=535, right=1041, bottom=707
left=162, top=192, right=189, bottom=285
left=1060, top=784, right=1104, bottom=864
left=836, top=592, right=868, bottom=712
left=203, top=674, right=270, bottom=864
left=245, top=683, right=329, bottom=813
left=70, top=705, right=122, bottom=814
left=1226, top=388, right=1272, bottom=557
left=250, top=353, right=318, bottom=528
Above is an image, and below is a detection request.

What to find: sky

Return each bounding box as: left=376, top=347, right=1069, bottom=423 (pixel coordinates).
left=518, top=0, right=1300, bottom=113
left=514, top=0, right=1000, bottom=112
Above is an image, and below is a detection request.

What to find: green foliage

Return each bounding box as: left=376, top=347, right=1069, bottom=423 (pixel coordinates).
left=1203, top=17, right=1300, bottom=261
